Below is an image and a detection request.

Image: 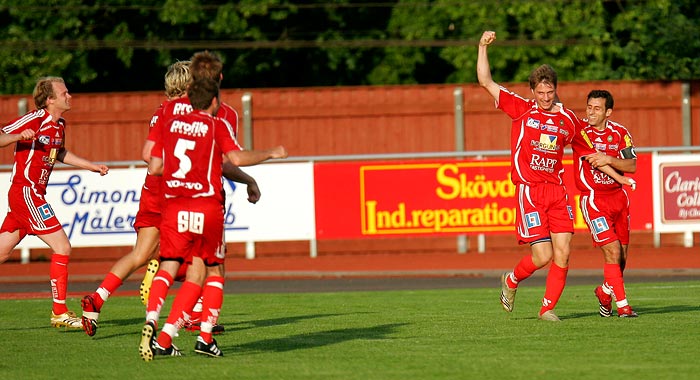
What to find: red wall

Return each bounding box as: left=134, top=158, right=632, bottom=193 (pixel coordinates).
left=1, top=80, right=698, bottom=164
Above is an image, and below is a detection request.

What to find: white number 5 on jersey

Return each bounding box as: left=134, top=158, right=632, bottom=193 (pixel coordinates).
left=172, top=138, right=195, bottom=178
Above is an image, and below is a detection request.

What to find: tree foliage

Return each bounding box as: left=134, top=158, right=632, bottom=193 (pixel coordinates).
left=0, top=0, right=698, bottom=94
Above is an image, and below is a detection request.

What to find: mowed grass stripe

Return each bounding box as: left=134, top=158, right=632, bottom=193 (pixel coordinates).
left=0, top=281, right=697, bottom=380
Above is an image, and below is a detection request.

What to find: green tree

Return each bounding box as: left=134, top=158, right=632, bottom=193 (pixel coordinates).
left=0, top=0, right=699, bottom=95
left=610, top=0, right=700, bottom=80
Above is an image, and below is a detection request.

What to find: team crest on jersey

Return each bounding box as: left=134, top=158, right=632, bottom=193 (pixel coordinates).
left=559, top=119, right=565, bottom=126
left=526, top=118, right=540, bottom=129
left=591, top=217, right=609, bottom=233
left=607, top=135, right=613, bottom=142
left=38, top=135, right=50, bottom=145
left=525, top=212, right=541, bottom=228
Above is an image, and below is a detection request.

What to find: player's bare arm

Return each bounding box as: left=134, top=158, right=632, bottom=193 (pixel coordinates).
left=477, top=31, right=500, bottom=101
left=142, top=139, right=155, bottom=163
left=0, top=129, right=35, bottom=147
left=147, top=156, right=164, bottom=176
left=57, top=150, right=109, bottom=176
left=222, top=159, right=261, bottom=204
left=225, top=145, right=288, bottom=167
left=596, top=163, right=636, bottom=190
left=585, top=151, right=637, bottom=173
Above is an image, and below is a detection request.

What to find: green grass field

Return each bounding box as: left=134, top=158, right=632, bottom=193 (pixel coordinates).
left=0, top=281, right=698, bottom=380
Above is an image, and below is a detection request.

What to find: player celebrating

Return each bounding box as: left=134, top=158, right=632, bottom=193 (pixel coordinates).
left=139, top=77, right=287, bottom=360
left=476, top=31, right=634, bottom=321
left=575, top=90, right=638, bottom=318
left=0, top=76, right=109, bottom=329
left=80, top=60, right=259, bottom=337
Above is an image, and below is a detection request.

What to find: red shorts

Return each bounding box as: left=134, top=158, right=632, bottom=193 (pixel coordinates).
left=580, top=190, right=630, bottom=247
left=159, top=198, right=225, bottom=266
left=0, top=185, right=63, bottom=238
left=515, top=183, right=574, bottom=245
left=133, top=183, right=163, bottom=231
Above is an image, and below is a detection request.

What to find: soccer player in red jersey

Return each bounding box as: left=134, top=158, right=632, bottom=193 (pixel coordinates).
left=574, top=90, right=638, bottom=318
left=0, top=76, right=109, bottom=329
left=80, top=61, right=260, bottom=337
left=477, top=31, right=635, bottom=321
left=140, top=52, right=259, bottom=334
left=139, top=77, right=286, bottom=360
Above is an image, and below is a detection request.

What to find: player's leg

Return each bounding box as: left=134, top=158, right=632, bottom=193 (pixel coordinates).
left=0, top=229, right=22, bottom=264
left=39, top=229, right=82, bottom=329
left=81, top=226, right=160, bottom=336
left=156, top=257, right=205, bottom=352
left=186, top=232, right=226, bottom=334
left=535, top=233, right=570, bottom=321
left=195, top=263, right=225, bottom=357
left=537, top=189, right=575, bottom=321
left=500, top=184, right=552, bottom=313
left=139, top=258, right=182, bottom=361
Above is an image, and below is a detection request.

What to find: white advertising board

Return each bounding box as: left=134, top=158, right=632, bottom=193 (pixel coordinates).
left=0, top=162, right=315, bottom=249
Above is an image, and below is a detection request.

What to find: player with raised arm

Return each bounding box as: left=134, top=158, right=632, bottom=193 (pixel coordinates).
left=476, top=31, right=634, bottom=321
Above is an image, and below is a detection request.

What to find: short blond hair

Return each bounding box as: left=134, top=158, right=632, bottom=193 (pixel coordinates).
left=164, top=60, right=191, bottom=98
left=33, top=76, right=65, bottom=109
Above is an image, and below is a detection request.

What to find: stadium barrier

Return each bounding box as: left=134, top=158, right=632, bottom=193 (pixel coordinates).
left=1, top=147, right=698, bottom=263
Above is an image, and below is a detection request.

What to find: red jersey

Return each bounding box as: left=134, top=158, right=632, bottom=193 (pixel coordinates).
left=574, top=119, right=635, bottom=193
left=151, top=110, right=242, bottom=203
left=142, top=102, right=170, bottom=193
left=497, top=88, right=594, bottom=186
left=2, top=109, right=65, bottom=195
left=147, top=97, right=239, bottom=143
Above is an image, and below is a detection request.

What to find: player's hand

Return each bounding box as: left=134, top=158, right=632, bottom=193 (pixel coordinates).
left=584, top=151, right=612, bottom=169
left=270, top=145, right=288, bottom=159
left=95, top=164, right=109, bottom=176
left=622, top=177, right=636, bottom=191
left=480, top=31, right=496, bottom=46
left=20, top=129, right=36, bottom=140
left=246, top=181, right=261, bottom=204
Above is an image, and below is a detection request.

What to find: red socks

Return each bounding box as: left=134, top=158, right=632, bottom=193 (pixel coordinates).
left=157, top=281, right=202, bottom=348
left=540, top=263, right=568, bottom=315
left=93, top=272, right=123, bottom=309
left=50, top=254, right=69, bottom=315
left=509, top=255, right=540, bottom=288
left=147, top=270, right=174, bottom=316
left=199, top=276, right=224, bottom=344
left=603, top=263, right=627, bottom=303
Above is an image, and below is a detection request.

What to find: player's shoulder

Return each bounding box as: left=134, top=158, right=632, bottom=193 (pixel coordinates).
left=498, top=86, right=531, bottom=103
left=606, top=119, right=630, bottom=133
left=3, top=108, right=47, bottom=131
left=217, top=102, right=239, bottom=121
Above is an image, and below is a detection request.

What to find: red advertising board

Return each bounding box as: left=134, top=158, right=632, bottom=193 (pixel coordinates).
left=659, top=161, right=700, bottom=223
left=315, top=154, right=653, bottom=239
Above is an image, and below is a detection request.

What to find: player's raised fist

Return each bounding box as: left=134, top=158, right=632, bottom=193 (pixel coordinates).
left=480, top=31, right=496, bottom=46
